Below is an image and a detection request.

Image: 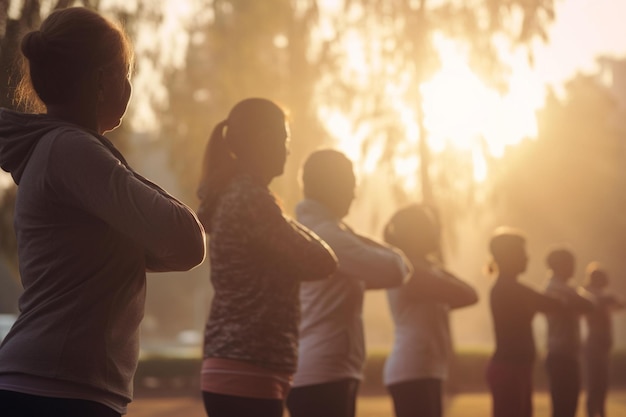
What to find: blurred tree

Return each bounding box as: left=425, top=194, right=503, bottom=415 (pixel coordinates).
left=157, top=0, right=334, bottom=212
left=314, top=0, right=555, bottom=205
left=0, top=0, right=197, bottom=280
left=490, top=73, right=626, bottom=291
left=0, top=0, right=70, bottom=278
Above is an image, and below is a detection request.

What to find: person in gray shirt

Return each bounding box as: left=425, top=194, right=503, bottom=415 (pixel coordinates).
left=0, top=8, right=205, bottom=417
left=287, top=149, right=411, bottom=417
left=543, top=248, right=595, bottom=417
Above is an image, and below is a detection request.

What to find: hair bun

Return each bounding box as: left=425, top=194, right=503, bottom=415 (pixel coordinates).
left=21, top=30, right=49, bottom=62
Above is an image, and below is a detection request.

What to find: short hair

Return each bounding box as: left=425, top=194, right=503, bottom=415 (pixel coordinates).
left=489, top=226, right=526, bottom=264
left=301, top=149, right=354, bottom=201
left=16, top=7, right=133, bottom=111
left=545, top=247, right=575, bottom=271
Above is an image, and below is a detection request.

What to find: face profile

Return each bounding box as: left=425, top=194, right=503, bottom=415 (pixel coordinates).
left=256, top=121, right=290, bottom=180
left=98, top=64, right=132, bottom=133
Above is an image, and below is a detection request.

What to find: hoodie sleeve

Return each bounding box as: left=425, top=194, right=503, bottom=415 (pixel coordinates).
left=47, top=129, right=205, bottom=272
left=309, top=221, right=411, bottom=290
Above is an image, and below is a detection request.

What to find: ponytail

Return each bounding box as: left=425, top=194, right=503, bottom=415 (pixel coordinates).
left=196, top=119, right=236, bottom=231
left=196, top=97, right=285, bottom=232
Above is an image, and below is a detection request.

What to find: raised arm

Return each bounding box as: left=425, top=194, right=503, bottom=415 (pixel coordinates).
left=312, top=223, right=411, bottom=290
left=595, top=293, right=625, bottom=311
left=249, top=190, right=338, bottom=282
left=50, top=130, right=206, bottom=272
left=401, top=259, right=478, bottom=308
left=569, top=286, right=597, bottom=314
left=525, top=285, right=565, bottom=313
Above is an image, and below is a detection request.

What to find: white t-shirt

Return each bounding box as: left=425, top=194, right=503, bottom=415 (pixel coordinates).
left=293, top=199, right=411, bottom=387
left=383, top=285, right=451, bottom=386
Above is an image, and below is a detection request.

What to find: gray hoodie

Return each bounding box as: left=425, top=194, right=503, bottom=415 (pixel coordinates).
left=0, top=108, right=205, bottom=411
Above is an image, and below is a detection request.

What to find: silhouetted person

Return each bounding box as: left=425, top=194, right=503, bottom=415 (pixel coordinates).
left=196, top=99, right=337, bottom=417
left=582, top=262, right=625, bottom=417
left=486, top=228, right=563, bottom=417
left=286, top=149, right=411, bottom=417
left=382, top=204, right=478, bottom=417
left=0, top=8, right=206, bottom=417
left=543, top=248, right=595, bottom=417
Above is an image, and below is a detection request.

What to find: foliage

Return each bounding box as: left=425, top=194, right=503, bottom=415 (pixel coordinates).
left=157, top=0, right=332, bottom=211
left=0, top=0, right=561, bottom=276
left=489, top=74, right=626, bottom=272
left=306, top=0, right=555, bottom=207
left=0, top=0, right=196, bottom=279
left=0, top=0, right=56, bottom=277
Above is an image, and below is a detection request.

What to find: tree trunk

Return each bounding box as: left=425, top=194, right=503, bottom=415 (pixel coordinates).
left=413, top=0, right=434, bottom=205
left=417, top=91, right=433, bottom=204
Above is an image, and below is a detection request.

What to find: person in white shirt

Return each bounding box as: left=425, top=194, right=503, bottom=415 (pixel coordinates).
left=582, top=263, right=625, bottom=417
left=382, top=204, right=478, bottom=417
left=543, top=248, right=595, bottom=417
left=286, top=149, right=412, bottom=417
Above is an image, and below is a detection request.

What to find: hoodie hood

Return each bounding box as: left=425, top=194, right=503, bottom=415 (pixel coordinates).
left=0, top=108, right=83, bottom=184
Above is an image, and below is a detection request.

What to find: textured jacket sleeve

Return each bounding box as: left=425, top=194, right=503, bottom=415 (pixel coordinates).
left=48, top=130, right=205, bottom=271
left=246, top=187, right=337, bottom=281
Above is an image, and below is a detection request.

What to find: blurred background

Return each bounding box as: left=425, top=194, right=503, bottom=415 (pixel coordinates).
left=1, top=0, right=625, bottom=357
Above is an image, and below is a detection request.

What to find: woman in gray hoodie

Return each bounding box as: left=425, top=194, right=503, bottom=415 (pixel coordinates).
left=0, top=7, right=205, bottom=417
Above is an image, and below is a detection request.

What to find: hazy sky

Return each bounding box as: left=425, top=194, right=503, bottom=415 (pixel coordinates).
left=534, top=0, right=626, bottom=88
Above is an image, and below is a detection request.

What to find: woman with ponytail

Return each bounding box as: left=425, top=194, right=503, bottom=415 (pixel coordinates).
left=0, top=7, right=205, bottom=417
left=382, top=204, right=478, bottom=417
left=196, top=98, right=337, bottom=417
left=485, top=228, right=562, bottom=417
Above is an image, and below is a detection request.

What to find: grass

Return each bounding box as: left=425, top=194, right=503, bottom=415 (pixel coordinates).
left=130, top=348, right=626, bottom=416
left=127, top=391, right=626, bottom=417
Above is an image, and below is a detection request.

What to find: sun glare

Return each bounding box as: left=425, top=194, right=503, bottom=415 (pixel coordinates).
left=320, top=30, right=545, bottom=188
left=421, top=34, right=544, bottom=180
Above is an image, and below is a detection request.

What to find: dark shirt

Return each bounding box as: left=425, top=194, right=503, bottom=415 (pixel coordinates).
left=490, top=278, right=559, bottom=364
left=585, top=291, right=616, bottom=352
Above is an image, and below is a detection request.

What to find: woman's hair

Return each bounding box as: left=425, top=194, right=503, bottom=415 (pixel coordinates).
left=585, top=261, right=608, bottom=288
left=487, top=226, right=526, bottom=274
left=383, top=203, right=440, bottom=257
left=196, top=98, right=285, bottom=231
left=15, top=7, right=133, bottom=112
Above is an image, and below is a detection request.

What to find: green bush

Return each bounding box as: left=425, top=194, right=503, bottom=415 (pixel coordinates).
left=133, top=348, right=626, bottom=396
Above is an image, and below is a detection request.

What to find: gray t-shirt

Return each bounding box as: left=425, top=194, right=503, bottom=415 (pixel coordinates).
left=293, top=199, right=410, bottom=387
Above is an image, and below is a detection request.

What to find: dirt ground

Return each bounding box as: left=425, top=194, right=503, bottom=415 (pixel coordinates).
left=126, top=390, right=626, bottom=417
